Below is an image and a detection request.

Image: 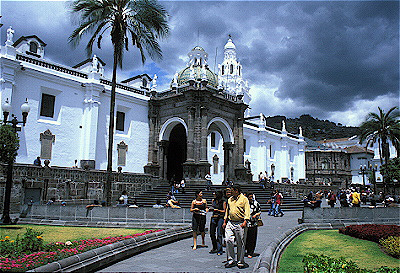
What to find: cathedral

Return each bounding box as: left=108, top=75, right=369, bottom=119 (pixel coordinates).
left=1, top=27, right=305, bottom=184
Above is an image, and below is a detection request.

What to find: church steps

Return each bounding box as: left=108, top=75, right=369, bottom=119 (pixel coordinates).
left=132, top=183, right=304, bottom=211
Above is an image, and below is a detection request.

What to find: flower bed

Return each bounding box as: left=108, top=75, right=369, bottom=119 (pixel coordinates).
left=0, top=229, right=162, bottom=272
left=339, top=224, right=400, bottom=243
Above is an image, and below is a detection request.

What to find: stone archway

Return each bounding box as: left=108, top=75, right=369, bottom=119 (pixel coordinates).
left=166, top=123, right=187, bottom=182
left=208, top=117, right=235, bottom=182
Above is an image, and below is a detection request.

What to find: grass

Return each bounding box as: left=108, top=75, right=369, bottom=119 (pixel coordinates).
left=0, top=225, right=148, bottom=244
left=279, top=230, right=400, bottom=273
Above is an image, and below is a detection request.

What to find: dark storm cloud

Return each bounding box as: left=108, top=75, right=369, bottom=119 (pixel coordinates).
left=1, top=1, right=398, bottom=124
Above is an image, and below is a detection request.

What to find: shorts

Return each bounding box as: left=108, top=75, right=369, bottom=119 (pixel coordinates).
left=192, top=214, right=206, bottom=232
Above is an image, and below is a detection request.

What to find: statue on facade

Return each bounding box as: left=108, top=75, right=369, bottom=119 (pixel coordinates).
left=151, top=74, right=157, bottom=91
left=282, top=120, right=286, bottom=132
left=91, top=54, right=99, bottom=73
left=6, top=26, right=14, bottom=45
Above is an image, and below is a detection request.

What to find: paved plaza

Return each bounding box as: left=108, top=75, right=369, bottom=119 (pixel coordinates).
left=98, top=210, right=302, bottom=272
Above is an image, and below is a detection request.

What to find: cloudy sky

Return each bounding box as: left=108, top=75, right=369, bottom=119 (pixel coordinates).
left=1, top=0, right=399, bottom=126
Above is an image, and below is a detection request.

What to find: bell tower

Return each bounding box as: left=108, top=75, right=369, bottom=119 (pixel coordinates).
left=218, top=36, right=251, bottom=116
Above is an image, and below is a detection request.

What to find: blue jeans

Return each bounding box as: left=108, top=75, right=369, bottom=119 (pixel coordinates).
left=274, top=204, right=283, bottom=216
left=268, top=203, right=275, bottom=215
left=210, top=217, right=224, bottom=253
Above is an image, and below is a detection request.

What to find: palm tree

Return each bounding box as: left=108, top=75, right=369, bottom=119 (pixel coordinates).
left=359, top=106, right=400, bottom=193
left=69, top=0, right=169, bottom=205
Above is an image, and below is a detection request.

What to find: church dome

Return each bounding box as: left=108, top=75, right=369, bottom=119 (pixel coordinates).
left=171, top=45, right=219, bottom=89
left=174, top=66, right=218, bottom=88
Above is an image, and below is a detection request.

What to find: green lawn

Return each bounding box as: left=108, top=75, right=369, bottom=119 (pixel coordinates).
left=279, top=230, right=400, bottom=273
left=0, top=225, right=149, bottom=244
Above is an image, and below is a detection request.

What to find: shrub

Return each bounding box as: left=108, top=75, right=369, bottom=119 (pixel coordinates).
left=303, top=253, right=400, bottom=273
left=339, top=224, right=400, bottom=243
left=380, top=236, right=400, bottom=258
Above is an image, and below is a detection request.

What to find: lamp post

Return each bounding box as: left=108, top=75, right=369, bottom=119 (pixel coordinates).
left=369, top=163, right=378, bottom=194
left=359, top=164, right=367, bottom=189
left=1, top=98, right=30, bottom=224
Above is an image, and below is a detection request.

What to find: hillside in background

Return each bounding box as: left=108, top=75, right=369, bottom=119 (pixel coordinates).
left=265, top=114, right=360, bottom=141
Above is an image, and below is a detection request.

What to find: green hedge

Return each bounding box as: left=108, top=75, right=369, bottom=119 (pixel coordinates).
left=380, top=236, right=400, bottom=259
left=303, top=254, right=400, bottom=273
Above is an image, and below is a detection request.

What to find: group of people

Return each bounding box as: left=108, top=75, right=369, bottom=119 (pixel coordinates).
left=267, top=190, right=284, bottom=217
left=190, top=185, right=262, bottom=269
left=170, top=179, right=186, bottom=194
left=303, top=188, right=399, bottom=208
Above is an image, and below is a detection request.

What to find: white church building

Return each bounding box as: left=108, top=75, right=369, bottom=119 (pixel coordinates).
left=1, top=27, right=305, bottom=184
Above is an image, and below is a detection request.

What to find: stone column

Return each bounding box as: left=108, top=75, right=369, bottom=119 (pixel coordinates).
left=186, top=107, right=195, bottom=162
left=223, top=142, right=234, bottom=181
left=158, top=140, right=169, bottom=179
left=80, top=84, right=102, bottom=167
left=200, top=106, right=208, bottom=162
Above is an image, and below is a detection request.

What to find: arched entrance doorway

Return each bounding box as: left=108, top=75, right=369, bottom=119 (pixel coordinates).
left=167, top=123, right=187, bottom=182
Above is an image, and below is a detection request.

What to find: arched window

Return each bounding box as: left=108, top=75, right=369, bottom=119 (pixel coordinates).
left=238, top=66, right=241, bottom=76
left=29, top=42, right=38, bottom=53
left=142, top=78, right=147, bottom=88
left=230, top=64, right=234, bottom=74
left=221, top=65, right=224, bottom=75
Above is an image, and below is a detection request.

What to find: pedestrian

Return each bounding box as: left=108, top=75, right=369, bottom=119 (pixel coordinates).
left=205, top=172, right=212, bottom=190
left=180, top=179, right=186, bottom=193
left=190, top=190, right=208, bottom=250
left=351, top=189, right=361, bottom=207
left=274, top=190, right=284, bottom=217
left=33, top=156, right=41, bottom=166
left=246, top=192, right=261, bottom=259
left=120, top=190, right=128, bottom=206
left=339, top=190, right=349, bottom=207
left=209, top=191, right=226, bottom=255
left=267, top=195, right=275, bottom=216
left=222, top=185, right=250, bottom=269
left=327, top=190, right=336, bottom=208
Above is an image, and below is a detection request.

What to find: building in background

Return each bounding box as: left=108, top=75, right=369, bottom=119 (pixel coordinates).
left=1, top=27, right=306, bottom=185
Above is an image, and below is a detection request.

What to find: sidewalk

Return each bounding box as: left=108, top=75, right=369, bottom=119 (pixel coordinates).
left=98, top=210, right=302, bottom=272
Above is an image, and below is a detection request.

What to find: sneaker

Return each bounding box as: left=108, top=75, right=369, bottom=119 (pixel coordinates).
left=225, top=261, right=237, bottom=268
left=237, top=262, right=249, bottom=269
left=209, top=249, right=218, bottom=254
left=217, top=252, right=223, bottom=256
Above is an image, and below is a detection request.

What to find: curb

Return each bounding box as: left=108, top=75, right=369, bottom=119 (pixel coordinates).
left=253, top=220, right=400, bottom=273
left=28, top=226, right=192, bottom=272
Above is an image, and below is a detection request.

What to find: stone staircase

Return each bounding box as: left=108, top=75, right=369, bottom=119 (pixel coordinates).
left=133, top=183, right=304, bottom=212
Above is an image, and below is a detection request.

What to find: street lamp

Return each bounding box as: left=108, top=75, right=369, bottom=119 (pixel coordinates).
left=369, top=163, right=378, bottom=194
left=359, top=164, right=367, bottom=188
left=1, top=98, right=30, bottom=224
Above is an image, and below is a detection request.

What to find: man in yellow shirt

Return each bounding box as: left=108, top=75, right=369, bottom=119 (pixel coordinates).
left=222, top=185, right=250, bottom=269
left=352, top=189, right=361, bottom=207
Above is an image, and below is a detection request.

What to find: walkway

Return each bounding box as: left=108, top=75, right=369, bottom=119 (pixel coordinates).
left=98, top=210, right=302, bottom=272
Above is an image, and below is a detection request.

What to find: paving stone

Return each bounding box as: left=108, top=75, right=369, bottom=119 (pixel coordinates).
left=98, top=211, right=302, bottom=272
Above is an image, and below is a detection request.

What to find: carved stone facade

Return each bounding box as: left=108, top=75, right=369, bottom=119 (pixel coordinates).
left=145, top=84, right=248, bottom=183
left=305, top=149, right=351, bottom=188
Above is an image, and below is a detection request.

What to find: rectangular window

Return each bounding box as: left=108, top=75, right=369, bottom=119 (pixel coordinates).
left=211, top=132, right=216, bottom=148
left=116, top=111, right=125, bottom=131
left=40, top=94, right=55, bottom=118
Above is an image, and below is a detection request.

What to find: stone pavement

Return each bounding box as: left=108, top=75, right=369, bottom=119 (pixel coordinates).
left=98, top=210, right=302, bottom=272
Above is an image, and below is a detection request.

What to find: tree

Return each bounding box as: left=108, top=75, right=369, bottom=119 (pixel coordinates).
left=380, top=157, right=400, bottom=184
left=69, top=0, right=169, bottom=205
left=359, top=106, right=400, bottom=194
left=0, top=125, right=19, bottom=164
